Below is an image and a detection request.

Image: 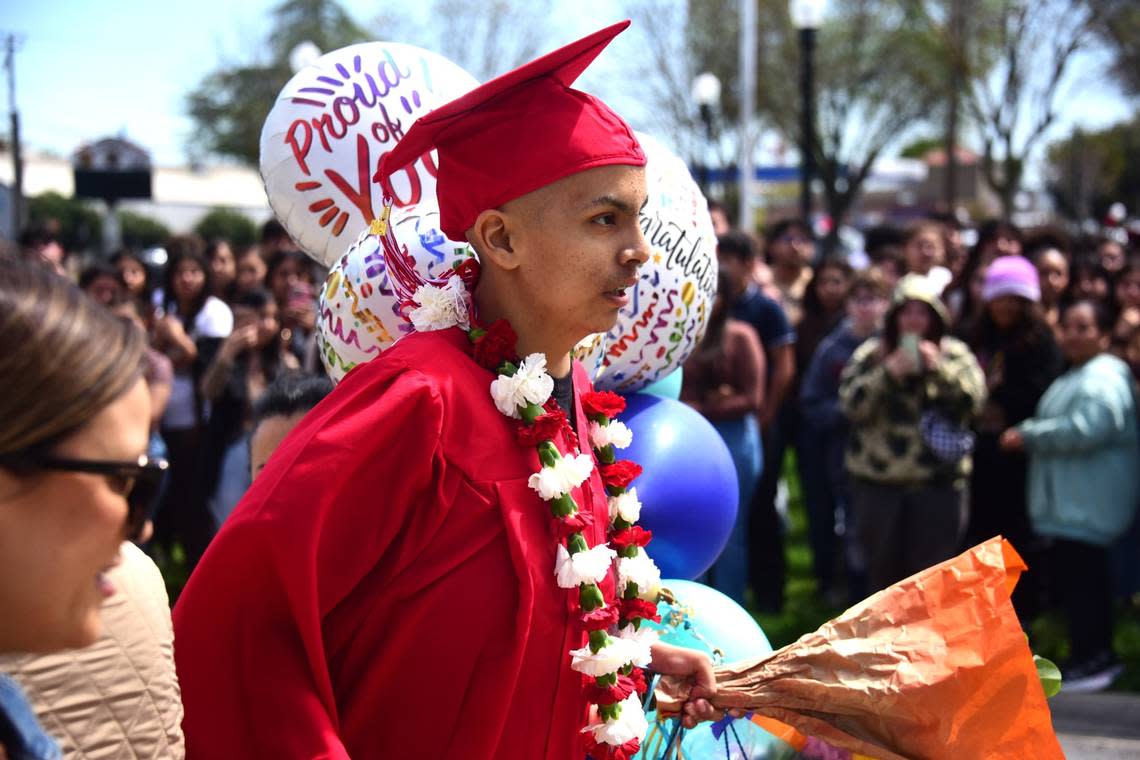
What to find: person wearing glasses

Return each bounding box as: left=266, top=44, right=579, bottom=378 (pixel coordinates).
left=0, top=258, right=179, bottom=759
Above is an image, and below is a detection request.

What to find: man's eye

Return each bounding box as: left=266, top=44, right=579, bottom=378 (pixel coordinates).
left=594, top=214, right=616, bottom=226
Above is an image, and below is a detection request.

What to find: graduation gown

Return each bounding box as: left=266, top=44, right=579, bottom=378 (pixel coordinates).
left=172, top=327, right=614, bottom=759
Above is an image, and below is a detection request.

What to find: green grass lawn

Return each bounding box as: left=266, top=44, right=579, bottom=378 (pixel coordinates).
left=750, top=452, right=1140, bottom=692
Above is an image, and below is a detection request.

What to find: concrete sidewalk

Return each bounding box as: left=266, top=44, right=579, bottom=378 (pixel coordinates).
left=1050, top=691, right=1140, bottom=759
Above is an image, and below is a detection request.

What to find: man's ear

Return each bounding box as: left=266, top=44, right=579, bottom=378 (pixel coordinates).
left=468, top=209, right=519, bottom=271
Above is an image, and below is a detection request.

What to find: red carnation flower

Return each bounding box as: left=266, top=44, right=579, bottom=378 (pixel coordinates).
left=577, top=605, right=620, bottom=631
left=556, top=509, right=595, bottom=538
left=585, top=736, right=641, bottom=760
left=583, top=674, right=636, bottom=706
left=582, top=390, right=626, bottom=419
left=453, top=257, right=481, bottom=288
left=517, top=408, right=567, bottom=446
left=598, top=460, right=642, bottom=491
left=628, top=667, right=648, bottom=696
left=473, top=319, right=518, bottom=370
left=620, top=597, right=661, bottom=624
left=609, top=526, right=653, bottom=551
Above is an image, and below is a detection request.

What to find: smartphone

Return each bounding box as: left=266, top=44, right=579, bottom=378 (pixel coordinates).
left=900, top=333, right=921, bottom=372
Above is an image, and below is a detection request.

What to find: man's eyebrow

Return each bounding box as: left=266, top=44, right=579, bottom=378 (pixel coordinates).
left=583, top=194, right=649, bottom=215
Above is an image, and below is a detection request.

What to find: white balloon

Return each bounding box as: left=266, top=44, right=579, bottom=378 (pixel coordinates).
left=576, top=133, right=717, bottom=393
left=316, top=202, right=472, bottom=381
left=260, top=43, right=479, bottom=267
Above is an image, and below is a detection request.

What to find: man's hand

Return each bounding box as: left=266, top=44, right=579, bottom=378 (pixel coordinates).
left=649, top=642, right=742, bottom=728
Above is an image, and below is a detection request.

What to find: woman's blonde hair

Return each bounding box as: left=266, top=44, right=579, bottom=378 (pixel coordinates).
left=0, top=258, right=145, bottom=455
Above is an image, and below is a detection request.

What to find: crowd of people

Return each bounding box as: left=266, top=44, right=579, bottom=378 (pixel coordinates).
left=685, top=202, right=1140, bottom=695
left=4, top=191, right=1140, bottom=758
left=3, top=201, right=1139, bottom=757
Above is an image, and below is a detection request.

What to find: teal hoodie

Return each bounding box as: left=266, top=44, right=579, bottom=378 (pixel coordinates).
left=1018, top=353, right=1140, bottom=546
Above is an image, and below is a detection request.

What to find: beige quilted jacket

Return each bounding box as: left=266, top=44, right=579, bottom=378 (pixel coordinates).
left=0, top=542, right=185, bottom=759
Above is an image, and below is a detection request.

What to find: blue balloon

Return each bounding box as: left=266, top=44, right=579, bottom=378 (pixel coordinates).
left=620, top=393, right=738, bottom=580
left=640, top=368, right=683, bottom=400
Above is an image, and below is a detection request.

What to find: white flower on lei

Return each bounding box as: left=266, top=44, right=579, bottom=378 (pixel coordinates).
left=582, top=694, right=650, bottom=746
left=489, top=353, right=554, bottom=418
left=613, top=623, right=659, bottom=668
left=588, top=419, right=633, bottom=450
left=554, top=542, right=617, bottom=589
left=408, top=277, right=469, bottom=332
left=607, top=487, right=643, bottom=524
left=569, top=637, right=630, bottom=677
left=617, top=548, right=661, bottom=599
left=528, top=453, right=594, bottom=501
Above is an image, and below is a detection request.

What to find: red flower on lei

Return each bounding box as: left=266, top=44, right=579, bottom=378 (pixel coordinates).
left=473, top=319, right=519, bottom=370
left=576, top=605, right=620, bottom=631
left=585, top=736, right=641, bottom=760
left=598, top=460, right=642, bottom=491
left=583, top=674, right=636, bottom=706
left=610, top=526, right=653, bottom=551
left=619, top=597, right=661, bottom=624
left=628, top=666, right=648, bottom=696
left=517, top=407, right=567, bottom=446
left=582, top=390, right=626, bottom=419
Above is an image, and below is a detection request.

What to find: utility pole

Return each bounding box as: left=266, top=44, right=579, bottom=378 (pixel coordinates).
left=5, top=34, right=24, bottom=239
left=738, top=0, right=757, bottom=231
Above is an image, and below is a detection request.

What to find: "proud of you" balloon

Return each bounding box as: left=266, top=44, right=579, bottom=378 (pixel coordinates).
left=260, top=43, right=478, bottom=267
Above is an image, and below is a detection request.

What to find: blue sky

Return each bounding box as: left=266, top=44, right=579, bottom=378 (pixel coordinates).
left=4, top=0, right=1135, bottom=187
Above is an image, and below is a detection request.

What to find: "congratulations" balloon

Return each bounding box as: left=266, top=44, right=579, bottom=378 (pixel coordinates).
left=316, top=201, right=472, bottom=381
left=260, top=43, right=478, bottom=267
left=576, top=132, right=717, bottom=394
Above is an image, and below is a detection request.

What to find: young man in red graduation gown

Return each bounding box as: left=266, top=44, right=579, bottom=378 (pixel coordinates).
left=173, top=20, right=723, bottom=760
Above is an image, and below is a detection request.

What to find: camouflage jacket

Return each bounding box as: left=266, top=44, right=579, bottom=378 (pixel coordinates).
left=838, top=336, right=986, bottom=487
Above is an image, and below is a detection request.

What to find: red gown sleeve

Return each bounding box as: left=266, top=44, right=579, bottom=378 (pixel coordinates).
left=172, top=364, right=445, bottom=759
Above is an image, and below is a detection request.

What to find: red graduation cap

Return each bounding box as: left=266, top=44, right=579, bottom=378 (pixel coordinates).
left=379, top=20, right=646, bottom=242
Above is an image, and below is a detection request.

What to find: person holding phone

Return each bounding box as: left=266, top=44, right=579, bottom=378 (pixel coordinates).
left=266, top=249, right=320, bottom=372
left=838, top=274, right=986, bottom=593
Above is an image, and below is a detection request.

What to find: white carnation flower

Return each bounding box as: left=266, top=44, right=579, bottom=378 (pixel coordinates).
left=528, top=454, right=594, bottom=501
left=554, top=543, right=617, bottom=588
left=528, top=467, right=565, bottom=500
left=607, top=488, right=643, bottom=524
left=558, top=453, right=594, bottom=490
left=589, top=420, right=633, bottom=450
left=617, top=549, right=661, bottom=598
left=582, top=694, right=649, bottom=746
left=614, top=623, right=659, bottom=668
left=408, top=277, right=469, bottom=332
left=569, top=638, right=629, bottom=677
left=490, top=373, right=524, bottom=418
left=514, top=353, right=555, bottom=406
left=489, top=353, right=554, bottom=418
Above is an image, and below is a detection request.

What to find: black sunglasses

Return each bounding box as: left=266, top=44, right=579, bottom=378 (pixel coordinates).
left=0, top=453, right=168, bottom=541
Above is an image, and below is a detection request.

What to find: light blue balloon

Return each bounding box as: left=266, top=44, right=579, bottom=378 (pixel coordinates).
left=633, top=581, right=788, bottom=759
left=650, top=579, right=772, bottom=663
left=640, top=368, right=683, bottom=400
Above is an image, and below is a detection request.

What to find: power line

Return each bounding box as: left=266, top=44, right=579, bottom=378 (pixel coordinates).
left=4, top=32, right=25, bottom=238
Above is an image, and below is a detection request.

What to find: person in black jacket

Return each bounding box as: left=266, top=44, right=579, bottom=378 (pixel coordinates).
left=965, top=256, right=1063, bottom=620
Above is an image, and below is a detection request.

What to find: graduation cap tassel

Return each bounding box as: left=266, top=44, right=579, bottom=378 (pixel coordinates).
left=373, top=194, right=451, bottom=322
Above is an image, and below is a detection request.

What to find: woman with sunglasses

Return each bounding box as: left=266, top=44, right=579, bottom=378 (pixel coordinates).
left=0, top=259, right=177, bottom=758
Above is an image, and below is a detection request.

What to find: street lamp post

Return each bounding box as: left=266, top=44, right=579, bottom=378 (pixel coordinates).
left=691, top=72, right=721, bottom=197
left=791, top=0, right=826, bottom=226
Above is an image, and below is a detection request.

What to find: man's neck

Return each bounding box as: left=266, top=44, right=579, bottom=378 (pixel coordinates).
left=474, top=280, right=574, bottom=378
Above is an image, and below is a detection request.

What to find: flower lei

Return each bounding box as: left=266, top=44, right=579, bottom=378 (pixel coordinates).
left=372, top=203, right=661, bottom=759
